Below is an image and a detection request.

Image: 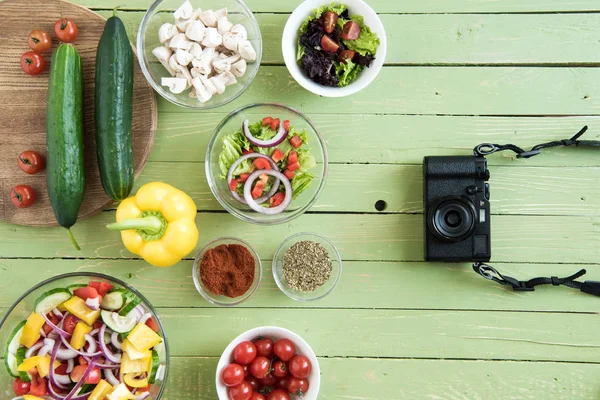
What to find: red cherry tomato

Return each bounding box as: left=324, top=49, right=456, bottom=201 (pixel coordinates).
left=18, top=150, right=45, bottom=174
left=250, top=393, right=266, bottom=400
left=288, top=355, right=311, bottom=379
left=233, top=341, right=257, bottom=365
left=253, top=337, right=274, bottom=358
left=54, top=18, right=78, bottom=43
left=271, top=361, right=288, bottom=378
left=228, top=381, right=252, bottom=400
left=11, top=185, right=36, bottom=208
left=20, top=51, right=45, bottom=75
left=287, top=377, right=309, bottom=396
left=28, top=30, right=52, bottom=53
left=12, top=377, right=30, bottom=396
left=266, top=389, right=290, bottom=400
left=246, top=377, right=260, bottom=392
left=259, top=372, right=277, bottom=387
left=73, top=286, right=99, bottom=301
left=63, top=314, right=79, bottom=334
left=249, top=356, right=270, bottom=379
left=222, top=363, right=245, bottom=387
left=273, top=339, right=296, bottom=362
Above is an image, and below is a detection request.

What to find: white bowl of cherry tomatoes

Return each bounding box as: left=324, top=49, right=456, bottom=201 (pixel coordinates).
left=216, top=326, right=320, bottom=400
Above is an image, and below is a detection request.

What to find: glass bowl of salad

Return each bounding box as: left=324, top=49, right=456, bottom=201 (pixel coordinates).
left=206, top=103, right=329, bottom=225
left=282, top=0, right=387, bottom=97
left=0, top=272, right=168, bottom=399
left=137, top=0, right=262, bottom=109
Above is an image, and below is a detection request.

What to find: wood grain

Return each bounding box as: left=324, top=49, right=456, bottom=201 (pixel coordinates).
left=0, top=0, right=156, bottom=226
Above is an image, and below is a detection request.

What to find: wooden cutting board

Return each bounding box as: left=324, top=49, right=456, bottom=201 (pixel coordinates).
left=0, top=0, right=156, bottom=226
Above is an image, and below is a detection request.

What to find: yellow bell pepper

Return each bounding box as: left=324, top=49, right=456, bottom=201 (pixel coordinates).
left=107, top=383, right=135, bottom=400
left=70, top=321, right=92, bottom=350
left=24, top=396, right=45, bottom=400
left=121, top=352, right=151, bottom=375
left=126, top=322, right=162, bottom=352
left=19, top=312, right=45, bottom=348
left=63, top=296, right=101, bottom=326
left=17, top=356, right=41, bottom=372
left=89, top=379, right=114, bottom=400
left=123, top=372, right=149, bottom=388
left=122, top=339, right=152, bottom=360
left=106, top=182, right=199, bottom=268
left=18, top=355, right=59, bottom=378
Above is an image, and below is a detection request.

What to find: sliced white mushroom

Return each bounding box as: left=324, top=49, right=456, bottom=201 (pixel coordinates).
left=161, top=77, right=188, bottom=94
left=191, top=77, right=212, bottom=103
left=190, top=66, right=202, bottom=78
left=176, top=65, right=193, bottom=86
left=185, top=20, right=206, bottom=42
left=230, top=58, right=247, bottom=77
left=173, top=0, right=193, bottom=20
left=198, top=10, right=217, bottom=27
left=175, top=49, right=194, bottom=66
left=195, top=47, right=216, bottom=75
left=237, top=40, right=256, bottom=61
left=153, top=46, right=176, bottom=76
left=189, top=42, right=203, bottom=59
left=202, top=27, right=222, bottom=48
left=199, top=74, right=217, bottom=95
left=221, top=71, right=238, bottom=86
left=217, top=17, right=233, bottom=35
left=168, top=54, right=179, bottom=72
left=230, top=24, right=248, bottom=41
left=214, top=8, right=228, bottom=20
left=212, top=54, right=240, bottom=74
left=191, top=7, right=203, bottom=20
left=189, top=89, right=197, bottom=98
left=169, top=33, right=191, bottom=49
left=222, top=31, right=241, bottom=52
left=158, top=23, right=179, bottom=43
left=175, top=18, right=190, bottom=32
left=209, top=75, right=226, bottom=95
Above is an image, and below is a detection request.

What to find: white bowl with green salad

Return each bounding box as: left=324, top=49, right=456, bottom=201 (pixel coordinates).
left=282, top=0, right=387, bottom=97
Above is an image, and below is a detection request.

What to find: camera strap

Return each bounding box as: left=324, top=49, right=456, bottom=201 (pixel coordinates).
left=470, top=125, right=600, bottom=297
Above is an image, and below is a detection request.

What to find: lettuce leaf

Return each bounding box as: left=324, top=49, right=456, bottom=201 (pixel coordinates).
left=299, top=2, right=348, bottom=35
left=342, top=15, right=380, bottom=56
left=335, top=60, right=363, bottom=87
left=291, top=171, right=314, bottom=199
left=218, top=130, right=249, bottom=179
left=297, top=148, right=316, bottom=172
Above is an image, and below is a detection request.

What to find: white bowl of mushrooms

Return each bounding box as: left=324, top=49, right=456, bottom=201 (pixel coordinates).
left=137, top=0, right=262, bottom=109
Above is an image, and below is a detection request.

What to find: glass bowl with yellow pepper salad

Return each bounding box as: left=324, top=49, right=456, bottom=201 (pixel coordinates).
left=0, top=272, right=168, bottom=399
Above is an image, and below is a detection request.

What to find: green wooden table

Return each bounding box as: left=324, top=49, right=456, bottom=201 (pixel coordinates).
left=3, top=0, right=600, bottom=398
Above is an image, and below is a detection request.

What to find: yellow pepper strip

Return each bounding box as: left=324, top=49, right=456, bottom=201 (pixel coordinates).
left=70, top=321, right=92, bottom=350
left=121, top=352, right=151, bottom=375
left=123, top=372, right=149, bottom=388
left=122, top=339, right=152, bottom=360
left=36, top=354, right=61, bottom=378
left=89, top=379, right=114, bottom=400
left=63, top=296, right=101, bottom=326
left=126, top=322, right=162, bottom=352
left=106, top=182, right=199, bottom=267
left=107, top=383, right=135, bottom=400
left=19, top=312, right=45, bottom=348
left=18, top=356, right=41, bottom=372
left=24, top=396, right=45, bottom=400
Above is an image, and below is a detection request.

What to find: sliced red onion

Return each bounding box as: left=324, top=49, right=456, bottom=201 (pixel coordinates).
left=48, top=380, right=91, bottom=400
left=52, top=308, right=64, bottom=318
left=42, top=312, right=71, bottom=339
left=96, top=362, right=120, bottom=369
left=40, top=328, right=47, bottom=338
left=89, top=328, right=99, bottom=337
left=243, top=170, right=292, bottom=214
left=49, top=336, right=69, bottom=391
left=99, top=324, right=122, bottom=363
left=39, top=344, right=51, bottom=357
left=25, top=342, right=44, bottom=358
left=127, top=304, right=144, bottom=322
left=84, top=334, right=97, bottom=354
left=54, top=374, right=71, bottom=386
left=227, top=153, right=279, bottom=204
left=85, top=297, right=100, bottom=311
left=104, top=368, right=120, bottom=386
left=63, top=356, right=98, bottom=400
left=48, top=331, right=59, bottom=341
left=111, top=332, right=122, bottom=350
left=242, top=119, right=288, bottom=148
left=66, top=358, right=74, bottom=374
left=60, top=335, right=101, bottom=358
left=133, top=392, right=151, bottom=400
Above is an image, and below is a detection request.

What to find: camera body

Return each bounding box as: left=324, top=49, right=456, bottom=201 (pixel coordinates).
left=423, top=156, right=491, bottom=262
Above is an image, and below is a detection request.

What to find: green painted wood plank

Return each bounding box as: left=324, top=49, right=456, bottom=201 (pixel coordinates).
left=0, top=213, right=597, bottom=263
left=98, top=11, right=600, bottom=64
left=160, top=357, right=600, bottom=399
left=80, top=0, right=600, bottom=14
left=155, top=66, right=600, bottom=116
left=150, top=114, right=600, bottom=167
left=1, top=259, right=598, bottom=312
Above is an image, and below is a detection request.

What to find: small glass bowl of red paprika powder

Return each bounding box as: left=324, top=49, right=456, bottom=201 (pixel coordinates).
left=192, top=237, right=262, bottom=306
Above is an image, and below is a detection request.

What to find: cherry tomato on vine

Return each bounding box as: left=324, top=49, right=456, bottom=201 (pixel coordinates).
left=54, top=17, right=79, bottom=43
left=266, top=389, right=290, bottom=400
left=259, top=372, right=277, bottom=387
left=222, top=364, right=245, bottom=387
left=228, top=381, right=252, bottom=400
left=28, top=30, right=52, bottom=52
left=10, top=185, right=36, bottom=208
left=288, top=355, right=311, bottom=379
left=20, top=51, right=45, bottom=75
left=273, top=339, right=295, bottom=362
left=247, top=377, right=260, bottom=392
left=253, top=337, right=274, bottom=358
left=250, top=393, right=266, bottom=400
left=287, top=377, right=309, bottom=396
left=249, top=356, right=270, bottom=379
left=234, top=341, right=257, bottom=365
left=18, top=150, right=45, bottom=174
left=272, top=361, right=288, bottom=378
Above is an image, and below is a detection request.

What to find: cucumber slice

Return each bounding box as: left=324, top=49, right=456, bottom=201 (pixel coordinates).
left=67, top=283, right=87, bottom=294
left=34, top=288, right=72, bottom=314
left=15, top=347, right=31, bottom=383
left=154, top=341, right=166, bottom=362
left=101, top=310, right=137, bottom=333
left=118, top=293, right=142, bottom=316
left=6, top=320, right=26, bottom=356
left=148, top=350, right=160, bottom=383
left=4, top=352, right=18, bottom=377
left=100, top=289, right=128, bottom=311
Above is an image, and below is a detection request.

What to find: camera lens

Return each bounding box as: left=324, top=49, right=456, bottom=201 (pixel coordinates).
left=429, top=198, right=476, bottom=242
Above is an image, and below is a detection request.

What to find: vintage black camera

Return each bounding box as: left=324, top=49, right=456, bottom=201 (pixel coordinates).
left=423, top=156, right=491, bottom=262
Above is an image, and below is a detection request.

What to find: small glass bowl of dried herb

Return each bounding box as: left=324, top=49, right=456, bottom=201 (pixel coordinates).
left=192, top=237, right=262, bottom=306
left=272, top=232, right=342, bottom=301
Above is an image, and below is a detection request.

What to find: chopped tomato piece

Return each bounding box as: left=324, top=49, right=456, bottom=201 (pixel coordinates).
left=55, top=363, right=68, bottom=375
left=287, top=162, right=300, bottom=172
left=259, top=174, right=269, bottom=184
left=262, top=117, right=273, bottom=126
left=93, top=320, right=103, bottom=330
left=239, top=173, right=250, bottom=183
left=290, top=135, right=302, bottom=149
left=73, top=286, right=99, bottom=301
left=253, top=158, right=271, bottom=170
left=43, top=312, right=60, bottom=334
left=270, top=118, right=280, bottom=131
left=287, top=151, right=298, bottom=165
left=145, top=318, right=160, bottom=333
left=270, top=192, right=286, bottom=207
left=242, top=148, right=254, bottom=155
left=251, top=181, right=265, bottom=199
left=78, top=356, right=87, bottom=366
left=30, top=373, right=47, bottom=396
left=283, top=169, right=295, bottom=180
left=229, top=179, right=239, bottom=192
left=283, top=120, right=290, bottom=131
left=63, top=314, right=79, bottom=335
left=89, top=281, right=113, bottom=297
left=272, top=149, right=284, bottom=163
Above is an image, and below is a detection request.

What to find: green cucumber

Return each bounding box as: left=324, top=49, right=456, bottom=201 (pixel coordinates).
left=148, top=350, right=160, bottom=383
left=4, top=352, right=18, bottom=377
left=154, top=341, right=166, bottom=362
left=101, top=310, right=136, bottom=333
left=6, top=320, right=25, bottom=356
left=46, top=43, right=84, bottom=250
left=95, top=8, right=134, bottom=201
left=118, top=294, right=141, bottom=316
left=100, top=289, right=128, bottom=310
left=34, top=288, right=72, bottom=314
left=15, top=347, right=31, bottom=383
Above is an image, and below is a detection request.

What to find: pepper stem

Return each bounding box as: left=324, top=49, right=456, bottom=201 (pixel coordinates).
left=106, top=216, right=163, bottom=234
left=66, top=228, right=81, bottom=251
